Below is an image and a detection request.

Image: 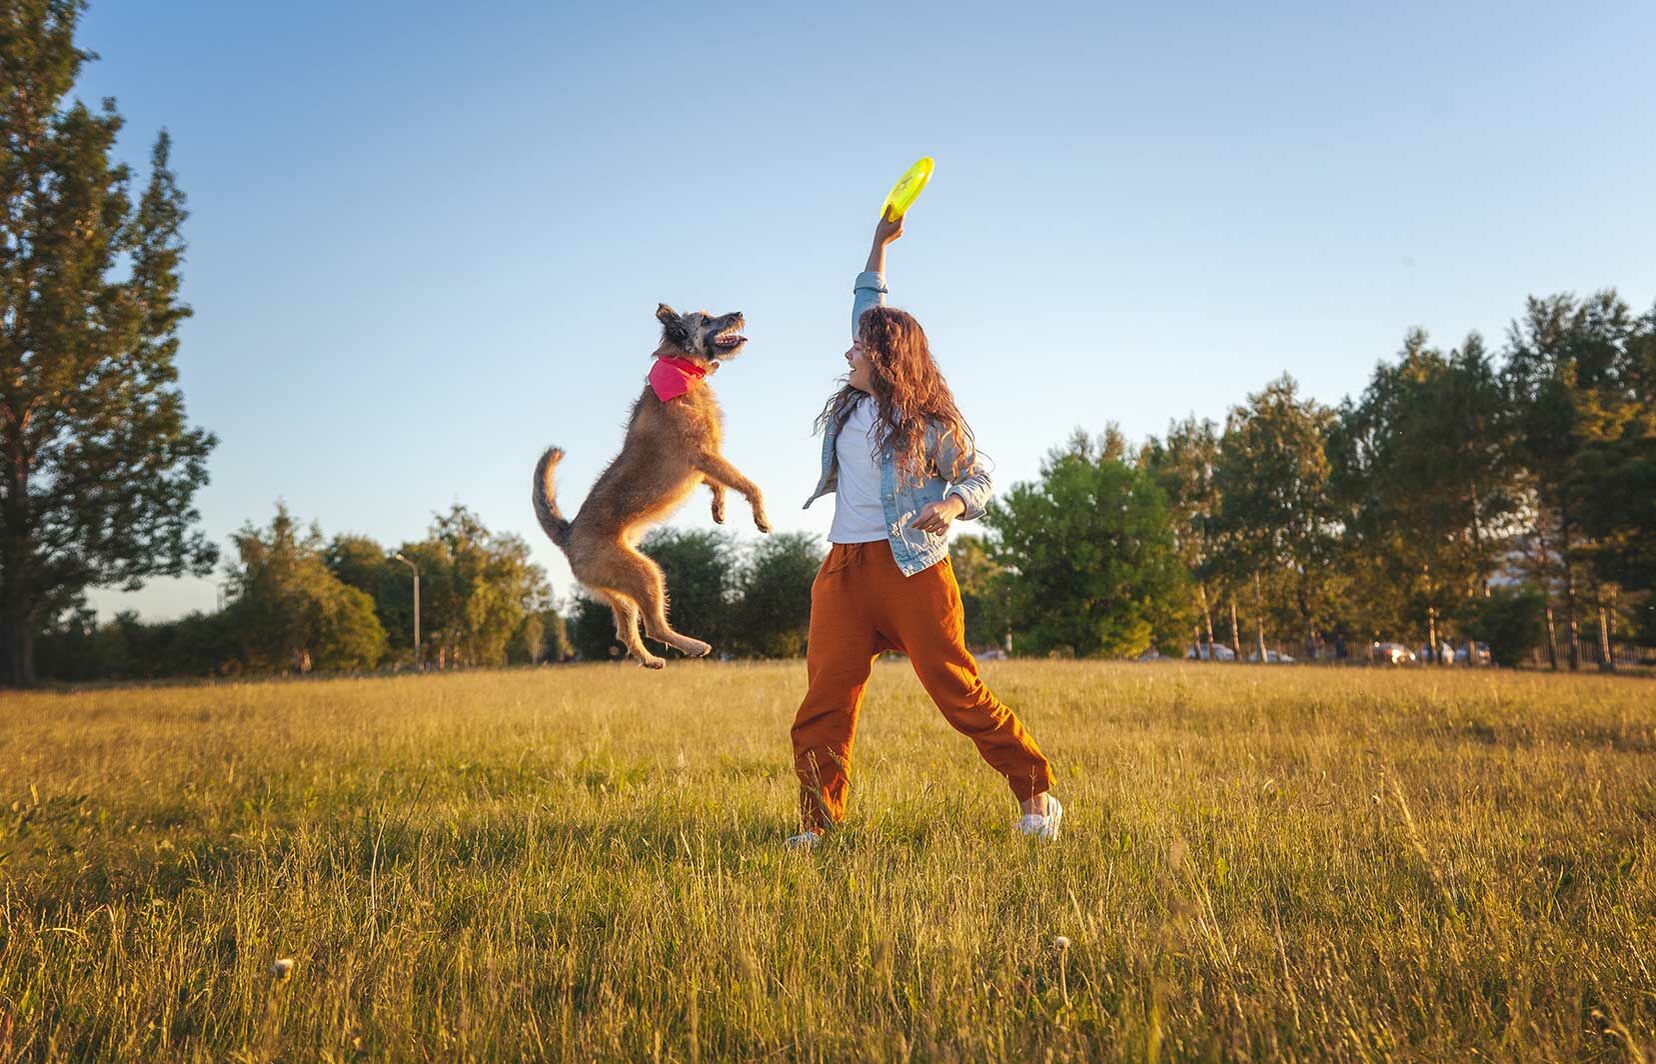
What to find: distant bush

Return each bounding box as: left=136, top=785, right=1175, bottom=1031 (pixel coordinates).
left=1464, top=584, right=1547, bottom=667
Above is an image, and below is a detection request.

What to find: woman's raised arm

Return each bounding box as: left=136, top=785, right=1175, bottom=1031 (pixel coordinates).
left=865, top=213, right=903, bottom=275
left=851, top=213, right=904, bottom=338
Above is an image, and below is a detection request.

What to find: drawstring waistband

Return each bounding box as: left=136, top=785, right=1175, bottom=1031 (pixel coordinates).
left=823, top=541, right=884, bottom=576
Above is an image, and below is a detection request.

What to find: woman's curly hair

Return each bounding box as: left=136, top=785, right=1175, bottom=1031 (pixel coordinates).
left=816, top=306, right=975, bottom=487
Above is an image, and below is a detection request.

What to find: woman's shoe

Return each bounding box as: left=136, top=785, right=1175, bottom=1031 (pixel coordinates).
left=784, top=829, right=821, bottom=850
left=1016, top=795, right=1063, bottom=841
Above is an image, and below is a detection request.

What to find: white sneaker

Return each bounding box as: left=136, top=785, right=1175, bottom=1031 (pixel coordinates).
left=1016, top=795, right=1063, bottom=841
left=784, top=829, right=821, bottom=850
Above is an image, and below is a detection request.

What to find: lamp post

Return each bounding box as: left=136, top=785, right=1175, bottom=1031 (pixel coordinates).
left=393, top=551, right=421, bottom=670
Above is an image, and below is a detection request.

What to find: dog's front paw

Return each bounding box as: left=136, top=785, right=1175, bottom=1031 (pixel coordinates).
left=754, top=513, right=772, bottom=534
left=639, top=653, right=667, bottom=670
left=711, top=502, right=726, bottom=524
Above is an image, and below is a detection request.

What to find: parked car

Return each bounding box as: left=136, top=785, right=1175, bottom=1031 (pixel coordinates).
left=1185, top=642, right=1237, bottom=662
left=1373, top=642, right=1416, bottom=665
left=1246, top=649, right=1296, bottom=663
left=1455, top=641, right=1492, bottom=666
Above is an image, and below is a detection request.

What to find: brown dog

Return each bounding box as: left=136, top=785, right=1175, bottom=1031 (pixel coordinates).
left=533, top=304, right=769, bottom=668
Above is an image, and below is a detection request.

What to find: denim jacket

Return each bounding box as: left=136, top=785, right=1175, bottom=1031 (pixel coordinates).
left=801, top=270, right=993, bottom=577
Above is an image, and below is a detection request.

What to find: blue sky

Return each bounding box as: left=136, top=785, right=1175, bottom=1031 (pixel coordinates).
left=76, top=1, right=1656, bottom=620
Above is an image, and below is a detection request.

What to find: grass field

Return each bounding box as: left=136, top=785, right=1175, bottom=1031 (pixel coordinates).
left=2, top=662, right=1653, bottom=1061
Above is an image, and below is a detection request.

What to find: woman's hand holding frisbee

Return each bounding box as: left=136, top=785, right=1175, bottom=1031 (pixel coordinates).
left=866, top=209, right=904, bottom=273
left=866, top=156, right=925, bottom=271
left=874, top=211, right=904, bottom=247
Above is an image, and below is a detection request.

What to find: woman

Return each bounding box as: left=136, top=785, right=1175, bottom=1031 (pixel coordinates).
left=787, top=212, right=1062, bottom=847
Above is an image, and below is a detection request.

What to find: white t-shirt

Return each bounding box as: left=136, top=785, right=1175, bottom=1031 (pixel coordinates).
left=828, top=396, right=889, bottom=544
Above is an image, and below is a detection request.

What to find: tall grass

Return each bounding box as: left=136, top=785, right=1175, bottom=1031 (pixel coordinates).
left=2, top=662, right=1652, bottom=1060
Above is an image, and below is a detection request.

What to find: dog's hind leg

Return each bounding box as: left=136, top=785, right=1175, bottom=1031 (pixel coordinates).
left=599, top=589, right=665, bottom=670
left=614, top=546, right=713, bottom=660
left=705, top=477, right=727, bottom=524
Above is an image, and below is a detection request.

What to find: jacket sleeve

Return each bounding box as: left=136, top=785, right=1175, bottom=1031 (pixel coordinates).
left=933, top=425, right=993, bottom=521
left=852, top=270, right=887, bottom=339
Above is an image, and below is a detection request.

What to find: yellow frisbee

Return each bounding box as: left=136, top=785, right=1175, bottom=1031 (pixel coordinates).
left=881, top=156, right=935, bottom=220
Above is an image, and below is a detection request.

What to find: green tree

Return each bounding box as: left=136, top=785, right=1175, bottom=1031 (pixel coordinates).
left=1463, top=584, right=1546, bottom=668
left=512, top=606, right=572, bottom=664
left=950, top=533, right=1010, bottom=651
left=160, top=609, right=237, bottom=677
left=1213, top=376, right=1339, bottom=661
left=510, top=610, right=544, bottom=665
left=1, top=6, right=216, bottom=684
left=224, top=505, right=386, bottom=672
left=34, top=603, right=237, bottom=681
left=31, top=607, right=98, bottom=681
left=1330, top=329, right=1520, bottom=657
left=1568, top=302, right=1656, bottom=594
left=325, top=534, right=394, bottom=599
left=397, top=506, right=548, bottom=668
left=1503, top=292, right=1637, bottom=669
left=985, top=429, right=1189, bottom=658
left=1142, top=416, right=1226, bottom=653
left=324, top=532, right=421, bottom=662
left=641, top=527, right=737, bottom=654
left=569, top=594, right=626, bottom=662
left=729, top=532, right=823, bottom=658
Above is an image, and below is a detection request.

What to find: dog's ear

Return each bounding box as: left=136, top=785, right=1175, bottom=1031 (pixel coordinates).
left=656, top=303, right=690, bottom=349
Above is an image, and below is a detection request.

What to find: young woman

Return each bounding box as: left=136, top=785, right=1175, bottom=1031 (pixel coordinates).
left=788, top=213, right=1062, bottom=847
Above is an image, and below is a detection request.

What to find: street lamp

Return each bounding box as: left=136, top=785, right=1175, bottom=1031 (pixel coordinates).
left=392, top=551, right=421, bottom=670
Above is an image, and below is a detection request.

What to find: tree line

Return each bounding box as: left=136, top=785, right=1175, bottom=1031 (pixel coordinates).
left=32, top=509, right=829, bottom=681
left=24, top=285, right=1656, bottom=682
left=966, top=290, right=1654, bottom=669
left=34, top=503, right=545, bottom=680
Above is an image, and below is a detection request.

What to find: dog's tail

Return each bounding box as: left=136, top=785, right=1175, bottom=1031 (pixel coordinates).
left=532, top=447, right=572, bottom=548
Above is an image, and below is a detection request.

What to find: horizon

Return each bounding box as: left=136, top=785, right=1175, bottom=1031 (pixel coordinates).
left=72, top=1, right=1656, bottom=621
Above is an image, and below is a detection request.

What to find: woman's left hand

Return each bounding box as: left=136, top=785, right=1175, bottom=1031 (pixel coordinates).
left=873, top=212, right=905, bottom=247
left=910, top=495, right=966, bottom=536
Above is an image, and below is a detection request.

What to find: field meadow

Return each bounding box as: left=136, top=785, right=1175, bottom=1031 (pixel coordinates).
left=1, top=661, right=1652, bottom=1062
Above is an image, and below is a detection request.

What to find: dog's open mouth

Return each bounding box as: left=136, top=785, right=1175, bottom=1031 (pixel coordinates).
left=712, top=329, right=747, bottom=352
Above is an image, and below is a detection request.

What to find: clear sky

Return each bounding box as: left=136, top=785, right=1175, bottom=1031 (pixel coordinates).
left=75, top=0, right=1656, bottom=621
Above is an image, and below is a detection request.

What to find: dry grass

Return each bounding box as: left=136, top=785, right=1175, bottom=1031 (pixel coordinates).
left=1, top=662, right=1652, bottom=1061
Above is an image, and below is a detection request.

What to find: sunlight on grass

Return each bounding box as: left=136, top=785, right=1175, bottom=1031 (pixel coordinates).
left=2, top=663, right=1652, bottom=1060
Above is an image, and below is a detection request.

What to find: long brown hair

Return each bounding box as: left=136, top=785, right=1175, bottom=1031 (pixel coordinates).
left=815, top=306, right=975, bottom=486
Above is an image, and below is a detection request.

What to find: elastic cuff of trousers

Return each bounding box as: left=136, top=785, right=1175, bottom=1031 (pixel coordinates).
left=1006, top=769, right=1054, bottom=803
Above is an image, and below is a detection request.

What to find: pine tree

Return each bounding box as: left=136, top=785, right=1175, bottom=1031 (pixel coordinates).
left=1502, top=292, right=1637, bottom=669
left=1569, top=301, right=1656, bottom=596
left=1, top=2, right=216, bottom=684
left=1330, top=329, right=1520, bottom=655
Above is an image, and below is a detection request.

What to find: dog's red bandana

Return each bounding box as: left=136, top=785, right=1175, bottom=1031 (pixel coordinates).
left=648, top=355, right=708, bottom=401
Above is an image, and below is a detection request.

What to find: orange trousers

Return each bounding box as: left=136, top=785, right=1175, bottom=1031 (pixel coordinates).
left=790, top=541, right=1053, bottom=832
